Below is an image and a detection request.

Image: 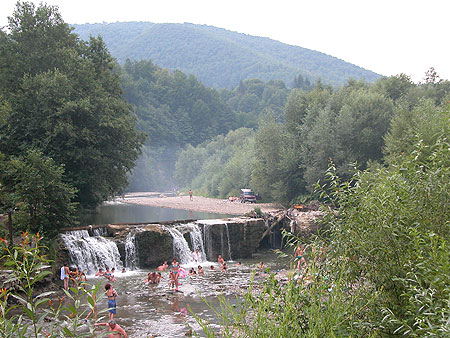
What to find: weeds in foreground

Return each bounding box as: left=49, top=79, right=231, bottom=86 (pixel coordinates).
left=0, top=232, right=104, bottom=338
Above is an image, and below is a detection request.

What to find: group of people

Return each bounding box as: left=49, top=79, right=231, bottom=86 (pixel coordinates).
left=145, top=271, right=162, bottom=284
left=60, top=263, right=87, bottom=290
left=61, top=252, right=248, bottom=337
left=95, top=266, right=126, bottom=281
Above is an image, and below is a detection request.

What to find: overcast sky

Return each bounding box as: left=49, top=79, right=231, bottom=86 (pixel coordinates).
left=1, top=0, right=449, bottom=83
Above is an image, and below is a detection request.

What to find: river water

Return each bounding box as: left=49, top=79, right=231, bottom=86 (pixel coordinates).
left=83, top=251, right=289, bottom=338
left=80, top=199, right=233, bottom=226
left=67, top=198, right=290, bottom=337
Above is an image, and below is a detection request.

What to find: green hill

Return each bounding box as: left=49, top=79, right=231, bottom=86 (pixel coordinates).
left=73, top=22, right=381, bottom=88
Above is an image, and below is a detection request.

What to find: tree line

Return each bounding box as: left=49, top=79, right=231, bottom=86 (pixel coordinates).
left=176, top=72, right=450, bottom=204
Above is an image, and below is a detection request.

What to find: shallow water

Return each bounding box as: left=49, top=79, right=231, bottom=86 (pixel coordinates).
left=85, top=251, right=289, bottom=338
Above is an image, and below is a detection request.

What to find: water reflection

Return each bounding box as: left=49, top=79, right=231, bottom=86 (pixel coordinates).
left=80, top=202, right=233, bottom=226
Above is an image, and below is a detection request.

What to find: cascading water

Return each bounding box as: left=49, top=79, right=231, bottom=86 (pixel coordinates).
left=166, top=223, right=208, bottom=264
left=202, top=224, right=213, bottom=261
left=224, top=223, right=233, bottom=261
left=166, top=227, right=193, bottom=264
left=61, top=230, right=123, bottom=275
left=188, top=223, right=206, bottom=262
left=92, top=227, right=107, bottom=237
left=125, top=232, right=138, bottom=270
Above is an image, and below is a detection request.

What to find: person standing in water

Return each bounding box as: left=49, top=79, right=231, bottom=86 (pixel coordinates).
left=105, top=283, right=118, bottom=321
left=60, top=263, right=68, bottom=290
left=171, top=258, right=180, bottom=291
left=189, top=189, right=193, bottom=201
left=62, top=263, right=70, bottom=291
left=192, top=249, right=200, bottom=263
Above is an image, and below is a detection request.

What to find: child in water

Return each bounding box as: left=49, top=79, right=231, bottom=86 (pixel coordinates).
left=169, top=271, right=177, bottom=290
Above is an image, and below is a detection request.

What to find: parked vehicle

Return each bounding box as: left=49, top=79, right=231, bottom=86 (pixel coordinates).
left=240, top=189, right=256, bottom=203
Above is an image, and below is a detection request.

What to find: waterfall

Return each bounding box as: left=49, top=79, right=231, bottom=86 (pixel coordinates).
left=61, top=230, right=123, bottom=275
left=92, top=227, right=107, bottom=237
left=224, top=223, right=233, bottom=261
left=166, top=223, right=207, bottom=264
left=188, top=223, right=206, bottom=262
left=202, top=224, right=213, bottom=261
left=125, top=232, right=138, bottom=270
left=167, top=227, right=192, bottom=264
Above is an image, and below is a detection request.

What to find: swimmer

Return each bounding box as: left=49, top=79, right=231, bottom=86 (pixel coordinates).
left=155, top=272, right=162, bottom=284
left=209, top=265, right=214, bottom=270
left=258, top=261, right=264, bottom=270
left=157, top=261, right=169, bottom=271
left=221, top=262, right=227, bottom=272
left=217, top=255, right=225, bottom=264
left=236, top=262, right=241, bottom=266
left=146, top=272, right=157, bottom=284
left=188, top=267, right=196, bottom=275
left=95, top=320, right=127, bottom=338
left=169, top=271, right=177, bottom=290
left=104, top=267, right=112, bottom=281
left=95, top=268, right=105, bottom=277
left=122, top=268, right=126, bottom=273
left=110, top=268, right=116, bottom=282
left=197, top=265, right=204, bottom=276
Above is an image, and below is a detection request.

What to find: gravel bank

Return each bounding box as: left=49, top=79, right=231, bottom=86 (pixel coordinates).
left=123, top=195, right=284, bottom=216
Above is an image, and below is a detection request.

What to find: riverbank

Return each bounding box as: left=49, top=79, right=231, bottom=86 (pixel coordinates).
left=123, top=194, right=284, bottom=216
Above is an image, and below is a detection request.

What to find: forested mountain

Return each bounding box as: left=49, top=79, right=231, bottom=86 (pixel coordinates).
left=73, top=22, right=381, bottom=89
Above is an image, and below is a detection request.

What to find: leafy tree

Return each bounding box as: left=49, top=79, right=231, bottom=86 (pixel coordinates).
left=0, top=2, right=144, bottom=208
left=292, top=73, right=312, bottom=90
left=250, top=119, right=288, bottom=201
left=320, top=131, right=450, bottom=335
left=383, top=99, right=450, bottom=165
left=297, top=82, right=393, bottom=190
left=0, top=150, right=77, bottom=235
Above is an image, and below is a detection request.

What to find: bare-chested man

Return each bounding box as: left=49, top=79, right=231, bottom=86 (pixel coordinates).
left=95, top=320, right=127, bottom=338
left=217, top=255, right=224, bottom=265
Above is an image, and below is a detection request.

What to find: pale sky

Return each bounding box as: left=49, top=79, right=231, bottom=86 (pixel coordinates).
left=1, top=0, right=449, bottom=83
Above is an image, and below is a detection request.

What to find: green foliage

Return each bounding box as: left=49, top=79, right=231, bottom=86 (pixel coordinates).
left=0, top=150, right=77, bottom=235
left=0, top=232, right=102, bottom=337
left=0, top=2, right=145, bottom=208
left=219, top=79, right=289, bottom=123
left=383, top=99, right=450, bottom=165
left=175, top=128, right=255, bottom=198
left=121, top=60, right=235, bottom=147
left=73, top=22, right=381, bottom=89
left=193, top=233, right=378, bottom=338
left=318, top=134, right=450, bottom=335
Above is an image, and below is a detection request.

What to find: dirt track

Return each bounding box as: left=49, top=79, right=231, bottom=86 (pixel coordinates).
left=123, top=194, right=284, bottom=216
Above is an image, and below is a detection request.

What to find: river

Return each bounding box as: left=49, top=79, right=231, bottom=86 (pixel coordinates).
left=83, top=251, right=289, bottom=338
left=66, top=198, right=290, bottom=337
left=80, top=199, right=233, bottom=226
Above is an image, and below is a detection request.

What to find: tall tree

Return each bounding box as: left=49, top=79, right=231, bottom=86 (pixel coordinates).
left=0, top=150, right=77, bottom=235
left=0, top=1, right=145, bottom=208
